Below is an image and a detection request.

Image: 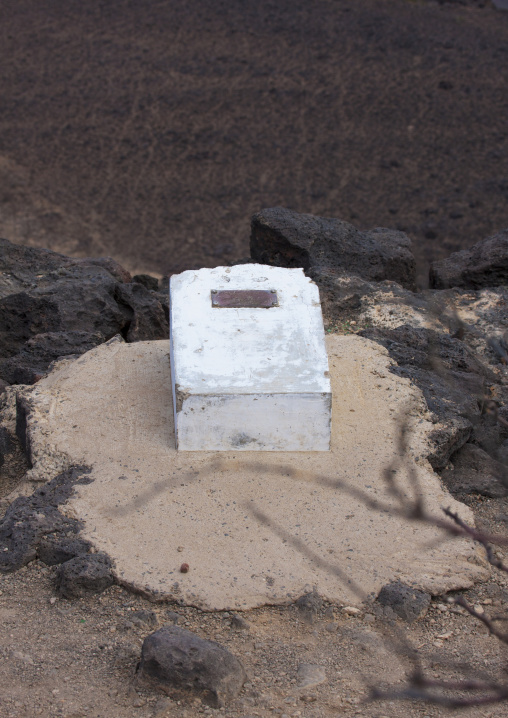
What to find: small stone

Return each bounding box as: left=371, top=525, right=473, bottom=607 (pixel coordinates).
left=474, top=604, right=485, bottom=615
left=10, top=650, right=34, bottom=665
left=165, top=611, right=180, bottom=624
left=296, top=664, right=326, bottom=689
left=295, top=589, right=322, bottom=623
left=132, top=610, right=158, bottom=627
left=180, top=563, right=189, bottom=573
left=376, top=581, right=431, bottom=622
left=324, top=622, right=337, bottom=633
left=230, top=613, right=250, bottom=631
left=55, top=553, right=114, bottom=599
left=153, top=696, right=173, bottom=716
left=342, top=606, right=361, bottom=616
left=137, top=626, right=246, bottom=707
left=300, top=694, right=317, bottom=703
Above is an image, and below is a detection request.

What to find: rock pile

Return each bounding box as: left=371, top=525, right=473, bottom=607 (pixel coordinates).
left=0, top=238, right=168, bottom=385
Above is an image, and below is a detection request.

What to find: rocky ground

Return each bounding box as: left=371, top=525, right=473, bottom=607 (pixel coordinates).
left=1, top=213, right=508, bottom=716
left=2, top=555, right=508, bottom=718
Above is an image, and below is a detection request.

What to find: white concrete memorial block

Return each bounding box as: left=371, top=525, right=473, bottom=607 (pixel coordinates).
left=169, top=264, right=331, bottom=451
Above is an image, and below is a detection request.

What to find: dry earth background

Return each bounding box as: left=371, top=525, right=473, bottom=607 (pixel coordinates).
left=0, top=0, right=507, bottom=282
left=1, top=1, right=508, bottom=718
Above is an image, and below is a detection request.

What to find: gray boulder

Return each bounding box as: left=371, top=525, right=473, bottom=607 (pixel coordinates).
left=376, top=581, right=431, bottom=622
left=137, top=626, right=246, bottom=707
left=0, top=238, right=168, bottom=385
left=56, top=553, right=114, bottom=598
left=250, top=207, right=416, bottom=291
left=38, top=536, right=91, bottom=566
left=441, top=443, right=507, bottom=498
left=295, top=588, right=323, bottom=624
left=429, top=229, right=508, bottom=290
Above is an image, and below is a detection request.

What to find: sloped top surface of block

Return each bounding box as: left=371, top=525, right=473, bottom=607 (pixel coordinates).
left=170, top=264, right=330, bottom=395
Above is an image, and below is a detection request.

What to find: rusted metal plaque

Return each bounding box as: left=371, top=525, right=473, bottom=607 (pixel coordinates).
left=211, top=289, right=278, bottom=308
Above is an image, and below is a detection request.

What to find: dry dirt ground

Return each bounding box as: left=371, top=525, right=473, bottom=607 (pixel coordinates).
left=1, top=0, right=508, bottom=284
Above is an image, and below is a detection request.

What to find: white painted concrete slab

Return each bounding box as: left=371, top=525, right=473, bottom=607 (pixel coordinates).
left=170, top=265, right=331, bottom=451
left=19, top=336, right=489, bottom=611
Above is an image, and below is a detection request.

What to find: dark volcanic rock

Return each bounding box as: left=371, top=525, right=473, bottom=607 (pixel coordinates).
left=429, top=229, right=508, bottom=290
left=441, top=443, right=508, bottom=498
left=114, top=283, right=168, bottom=342
left=0, top=466, right=92, bottom=572
left=131, top=610, right=158, bottom=627
left=0, top=239, right=131, bottom=295
left=295, top=588, right=323, bottom=623
left=137, top=626, right=246, bottom=707
left=0, top=426, right=13, bottom=469
left=38, top=536, right=91, bottom=566
left=359, top=324, right=496, bottom=468
left=71, top=257, right=132, bottom=283
left=56, top=553, right=114, bottom=598
left=250, top=207, right=416, bottom=291
left=0, top=238, right=168, bottom=384
left=376, top=581, right=431, bottom=623
left=132, top=274, right=159, bottom=292
left=0, top=331, right=105, bottom=385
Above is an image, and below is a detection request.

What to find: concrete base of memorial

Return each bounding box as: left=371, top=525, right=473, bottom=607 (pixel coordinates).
left=18, top=335, right=488, bottom=610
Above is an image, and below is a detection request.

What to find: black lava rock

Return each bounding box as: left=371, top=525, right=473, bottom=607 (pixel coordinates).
left=250, top=207, right=417, bottom=291
left=359, top=324, right=497, bottom=469
left=132, top=274, right=159, bottom=292
left=376, top=581, right=431, bottom=622
left=56, top=553, right=114, bottom=598
left=0, top=466, right=92, bottom=573
left=37, top=536, right=91, bottom=566
left=0, top=238, right=168, bottom=385
left=441, top=443, right=508, bottom=498
left=295, top=588, right=323, bottom=623
left=137, top=626, right=246, bottom=707
left=0, top=426, right=13, bottom=469
left=429, top=229, right=508, bottom=290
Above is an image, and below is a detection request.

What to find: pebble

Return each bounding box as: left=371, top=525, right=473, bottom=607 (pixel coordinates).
left=296, top=663, right=326, bottom=689
left=342, top=606, right=361, bottom=616
left=436, top=631, right=453, bottom=640
left=10, top=651, right=34, bottom=665
left=474, top=604, right=485, bottom=614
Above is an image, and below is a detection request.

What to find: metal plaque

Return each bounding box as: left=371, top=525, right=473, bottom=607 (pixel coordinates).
left=211, top=289, right=278, bottom=308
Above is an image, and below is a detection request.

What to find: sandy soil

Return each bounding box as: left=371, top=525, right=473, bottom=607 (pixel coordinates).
left=1, top=516, right=508, bottom=718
